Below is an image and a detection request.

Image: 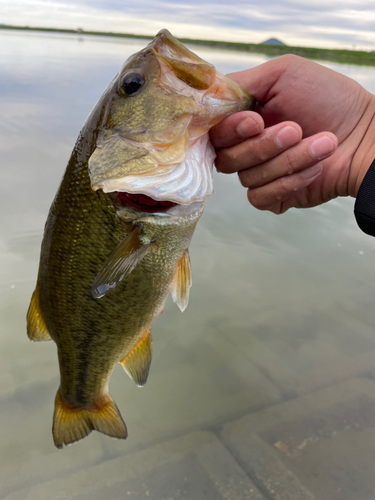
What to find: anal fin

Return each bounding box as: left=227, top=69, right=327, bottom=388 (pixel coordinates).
left=120, top=328, right=152, bottom=387
left=53, top=390, right=127, bottom=449
left=26, top=285, right=51, bottom=341
left=171, top=249, right=192, bottom=312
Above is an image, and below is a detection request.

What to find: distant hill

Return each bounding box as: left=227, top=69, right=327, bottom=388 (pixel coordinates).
left=261, top=38, right=286, bottom=46
left=2, top=25, right=375, bottom=66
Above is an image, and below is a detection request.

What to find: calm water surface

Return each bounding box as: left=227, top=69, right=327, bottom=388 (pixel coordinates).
left=2, top=30, right=375, bottom=499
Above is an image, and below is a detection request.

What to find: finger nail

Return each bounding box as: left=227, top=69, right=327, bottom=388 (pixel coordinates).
left=300, top=163, right=323, bottom=179
left=275, top=126, right=300, bottom=149
left=310, top=136, right=336, bottom=160
left=236, top=117, right=261, bottom=138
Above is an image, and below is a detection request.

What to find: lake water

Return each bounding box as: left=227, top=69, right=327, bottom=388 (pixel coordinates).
left=2, top=29, right=375, bottom=500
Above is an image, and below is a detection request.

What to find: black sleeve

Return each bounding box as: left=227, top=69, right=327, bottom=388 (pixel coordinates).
left=354, top=159, right=375, bottom=237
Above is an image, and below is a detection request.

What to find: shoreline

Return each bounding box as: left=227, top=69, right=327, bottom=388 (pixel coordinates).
left=2, top=24, right=375, bottom=66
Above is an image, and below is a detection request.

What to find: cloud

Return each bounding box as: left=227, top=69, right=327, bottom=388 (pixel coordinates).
left=1, top=0, right=375, bottom=50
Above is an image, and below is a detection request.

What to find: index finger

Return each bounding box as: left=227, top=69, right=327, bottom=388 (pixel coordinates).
left=209, top=111, right=264, bottom=148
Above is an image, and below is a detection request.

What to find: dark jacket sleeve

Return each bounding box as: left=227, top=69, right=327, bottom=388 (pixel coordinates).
left=354, top=159, right=375, bottom=236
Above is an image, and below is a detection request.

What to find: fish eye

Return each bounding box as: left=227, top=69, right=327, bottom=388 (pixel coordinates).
left=120, top=72, right=146, bottom=96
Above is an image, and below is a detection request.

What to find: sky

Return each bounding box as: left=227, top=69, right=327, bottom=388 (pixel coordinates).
left=1, top=0, right=375, bottom=51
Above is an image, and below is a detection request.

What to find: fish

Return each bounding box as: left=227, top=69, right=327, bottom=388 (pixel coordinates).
left=26, top=29, right=254, bottom=449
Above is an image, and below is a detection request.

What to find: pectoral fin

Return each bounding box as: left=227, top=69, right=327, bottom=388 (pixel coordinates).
left=26, top=285, right=51, bottom=341
left=171, top=249, right=192, bottom=312
left=92, top=227, right=153, bottom=299
left=120, top=328, right=152, bottom=387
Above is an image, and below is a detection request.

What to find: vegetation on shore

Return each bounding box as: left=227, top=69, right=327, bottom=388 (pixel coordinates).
left=2, top=24, right=375, bottom=66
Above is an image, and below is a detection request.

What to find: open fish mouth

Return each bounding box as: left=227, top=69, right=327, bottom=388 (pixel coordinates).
left=115, top=191, right=177, bottom=213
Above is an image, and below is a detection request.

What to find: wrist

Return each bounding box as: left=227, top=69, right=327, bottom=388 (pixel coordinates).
left=349, top=93, right=375, bottom=197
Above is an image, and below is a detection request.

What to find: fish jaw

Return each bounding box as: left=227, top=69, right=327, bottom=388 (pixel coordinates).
left=88, top=29, right=255, bottom=208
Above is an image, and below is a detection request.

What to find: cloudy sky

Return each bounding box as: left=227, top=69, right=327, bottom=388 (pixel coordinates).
left=1, top=0, right=375, bottom=51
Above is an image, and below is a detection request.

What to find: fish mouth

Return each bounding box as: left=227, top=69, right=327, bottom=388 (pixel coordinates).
left=115, top=191, right=178, bottom=214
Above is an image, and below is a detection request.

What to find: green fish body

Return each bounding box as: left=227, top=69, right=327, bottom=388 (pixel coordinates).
left=27, top=29, right=253, bottom=448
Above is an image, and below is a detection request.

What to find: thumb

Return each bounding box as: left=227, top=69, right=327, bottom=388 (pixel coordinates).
left=226, top=55, right=297, bottom=103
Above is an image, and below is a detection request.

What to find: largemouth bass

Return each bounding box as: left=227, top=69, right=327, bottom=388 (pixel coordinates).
left=27, top=29, right=254, bottom=449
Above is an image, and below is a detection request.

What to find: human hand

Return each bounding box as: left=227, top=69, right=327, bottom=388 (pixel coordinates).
left=210, top=55, right=375, bottom=213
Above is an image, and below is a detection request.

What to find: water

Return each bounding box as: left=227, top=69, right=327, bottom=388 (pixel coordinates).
left=2, top=29, right=375, bottom=499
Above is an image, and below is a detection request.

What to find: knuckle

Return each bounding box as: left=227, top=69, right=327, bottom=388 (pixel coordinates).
left=252, top=146, right=270, bottom=163
left=283, top=149, right=300, bottom=174
left=280, top=54, right=301, bottom=65
left=277, top=176, right=292, bottom=197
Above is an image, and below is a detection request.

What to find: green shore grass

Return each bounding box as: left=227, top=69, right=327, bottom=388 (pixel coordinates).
left=2, top=24, right=375, bottom=66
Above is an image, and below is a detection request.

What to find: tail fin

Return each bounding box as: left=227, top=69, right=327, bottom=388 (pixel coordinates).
left=52, top=390, right=127, bottom=449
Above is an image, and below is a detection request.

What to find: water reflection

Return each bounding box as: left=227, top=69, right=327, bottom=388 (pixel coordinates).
left=1, top=30, right=375, bottom=500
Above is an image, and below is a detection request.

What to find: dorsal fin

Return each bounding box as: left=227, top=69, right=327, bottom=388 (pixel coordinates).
left=92, top=226, right=153, bottom=299
left=171, top=249, right=192, bottom=312
left=120, top=328, right=152, bottom=387
left=27, top=285, right=51, bottom=341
